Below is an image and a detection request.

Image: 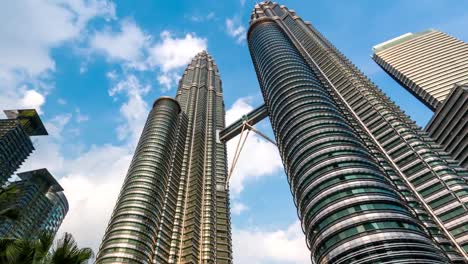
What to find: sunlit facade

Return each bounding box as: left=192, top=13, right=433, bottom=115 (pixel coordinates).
left=248, top=2, right=468, bottom=263
left=372, top=29, right=468, bottom=111
left=96, top=52, right=231, bottom=264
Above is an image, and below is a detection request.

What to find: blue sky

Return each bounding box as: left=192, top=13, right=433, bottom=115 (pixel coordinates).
left=1, top=1, right=467, bottom=263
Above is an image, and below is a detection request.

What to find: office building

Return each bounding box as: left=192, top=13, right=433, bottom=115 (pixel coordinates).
left=372, top=29, right=468, bottom=111
left=96, top=52, right=232, bottom=264
left=0, top=109, right=48, bottom=184
left=245, top=2, right=468, bottom=263
left=373, top=31, right=468, bottom=173
left=425, top=84, right=468, bottom=169
left=0, top=168, right=68, bottom=239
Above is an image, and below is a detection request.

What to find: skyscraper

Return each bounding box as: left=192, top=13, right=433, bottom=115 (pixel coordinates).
left=0, top=169, right=68, bottom=239
left=373, top=31, right=468, bottom=174
left=0, top=109, right=48, bottom=184
left=425, top=84, right=468, bottom=169
left=96, top=51, right=232, bottom=264
left=372, top=29, right=468, bottom=111
left=245, top=2, right=468, bottom=263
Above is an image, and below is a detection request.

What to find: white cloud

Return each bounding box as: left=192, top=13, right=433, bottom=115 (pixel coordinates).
left=232, top=201, right=249, bottom=215
left=157, top=72, right=181, bottom=91
left=45, top=114, right=73, bottom=140
left=108, top=74, right=151, bottom=144
left=148, top=31, right=208, bottom=91
left=57, top=98, right=67, bottom=105
left=19, top=90, right=46, bottom=113
left=79, top=63, right=88, bottom=74
left=90, top=25, right=207, bottom=91
left=90, top=20, right=149, bottom=68
left=75, top=108, right=89, bottom=123
left=148, top=31, right=207, bottom=72
left=0, top=0, right=114, bottom=76
left=226, top=17, right=247, bottom=43
left=226, top=97, right=283, bottom=195
left=63, top=0, right=116, bottom=28
left=189, top=11, right=216, bottom=22
left=0, top=0, right=114, bottom=116
left=147, top=31, right=207, bottom=90
left=17, top=75, right=146, bottom=254
left=207, top=12, right=216, bottom=20
left=20, top=141, right=132, bottom=252
left=233, top=221, right=310, bottom=264
left=106, top=70, right=118, bottom=80
left=57, top=144, right=132, bottom=251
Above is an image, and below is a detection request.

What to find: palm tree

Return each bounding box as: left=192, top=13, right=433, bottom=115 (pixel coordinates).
left=0, top=232, right=53, bottom=264
left=0, top=237, right=20, bottom=263
left=0, top=232, right=93, bottom=264
left=48, top=233, right=94, bottom=264
left=0, top=185, right=20, bottom=220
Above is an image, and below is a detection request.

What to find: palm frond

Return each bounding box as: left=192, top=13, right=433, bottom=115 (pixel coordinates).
left=49, top=233, right=94, bottom=264
left=0, top=207, right=20, bottom=220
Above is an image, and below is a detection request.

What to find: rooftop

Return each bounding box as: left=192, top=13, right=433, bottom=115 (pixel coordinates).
left=17, top=168, right=64, bottom=192
left=4, top=109, right=48, bottom=136
left=372, top=29, right=435, bottom=53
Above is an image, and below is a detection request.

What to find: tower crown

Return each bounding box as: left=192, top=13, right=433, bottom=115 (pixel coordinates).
left=177, top=50, right=222, bottom=95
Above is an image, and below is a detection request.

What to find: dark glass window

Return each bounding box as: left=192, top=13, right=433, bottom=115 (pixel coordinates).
left=273, top=5, right=284, bottom=16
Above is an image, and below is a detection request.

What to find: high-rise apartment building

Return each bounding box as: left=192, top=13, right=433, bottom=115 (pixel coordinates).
left=372, top=29, right=468, bottom=111
left=372, top=31, right=468, bottom=170
left=425, top=84, right=468, bottom=169
left=245, top=2, right=468, bottom=263
left=96, top=52, right=232, bottom=264
left=0, top=169, right=68, bottom=239
left=0, top=109, right=48, bottom=184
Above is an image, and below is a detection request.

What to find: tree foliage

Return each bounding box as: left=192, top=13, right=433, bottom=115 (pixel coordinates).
left=0, top=232, right=94, bottom=264
left=0, top=186, right=20, bottom=221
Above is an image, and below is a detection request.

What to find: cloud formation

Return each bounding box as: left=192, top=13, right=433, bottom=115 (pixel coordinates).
left=90, top=24, right=207, bottom=91
left=231, top=201, right=249, bottom=215
left=226, top=17, right=247, bottom=43
left=90, top=20, right=149, bottom=68
left=188, top=12, right=216, bottom=22
left=148, top=31, right=207, bottom=90
left=19, top=90, right=46, bottom=113
left=0, top=0, right=114, bottom=113
left=108, top=74, right=151, bottom=144
left=226, top=97, right=283, bottom=195
left=233, top=221, right=310, bottom=264
left=0, top=0, right=114, bottom=76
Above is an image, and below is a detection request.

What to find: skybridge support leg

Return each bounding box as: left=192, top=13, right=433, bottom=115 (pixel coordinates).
left=225, top=121, right=276, bottom=190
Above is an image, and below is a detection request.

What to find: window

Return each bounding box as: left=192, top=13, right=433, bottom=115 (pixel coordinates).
left=273, top=5, right=284, bottom=16
left=439, top=206, right=465, bottom=222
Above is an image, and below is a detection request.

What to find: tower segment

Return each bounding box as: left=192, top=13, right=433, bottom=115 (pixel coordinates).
left=246, top=1, right=468, bottom=263
left=96, top=52, right=232, bottom=264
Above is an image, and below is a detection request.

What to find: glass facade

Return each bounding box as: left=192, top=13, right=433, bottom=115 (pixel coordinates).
left=97, top=97, right=187, bottom=264
left=170, top=51, right=232, bottom=264
left=0, top=109, right=47, bottom=184
left=96, top=52, right=232, bottom=264
left=0, top=169, right=67, bottom=239
left=248, top=1, right=468, bottom=263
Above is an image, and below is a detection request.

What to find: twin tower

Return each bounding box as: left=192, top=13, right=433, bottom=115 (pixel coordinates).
left=96, top=2, right=468, bottom=264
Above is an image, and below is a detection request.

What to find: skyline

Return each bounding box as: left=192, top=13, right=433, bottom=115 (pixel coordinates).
left=1, top=1, right=468, bottom=263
